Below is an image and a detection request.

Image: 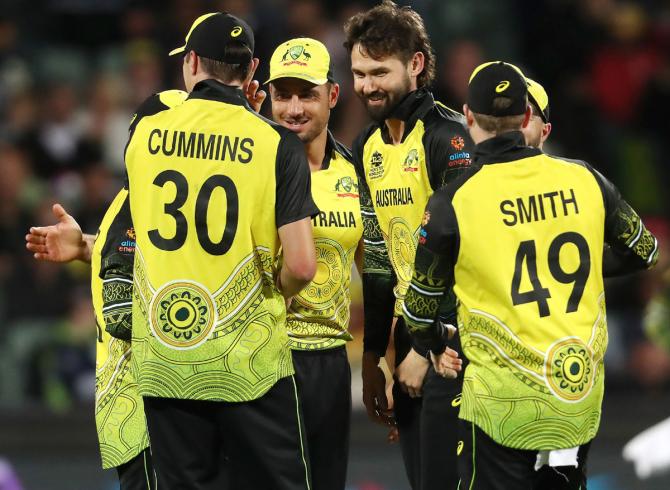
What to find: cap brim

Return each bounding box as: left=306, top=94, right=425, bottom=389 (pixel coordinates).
left=264, top=73, right=329, bottom=86
left=169, top=46, right=186, bottom=56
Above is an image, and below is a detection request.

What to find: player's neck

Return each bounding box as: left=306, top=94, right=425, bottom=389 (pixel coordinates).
left=470, top=124, right=497, bottom=145
left=384, top=118, right=405, bottom=145
left=306, top=128, right=328, bottom=172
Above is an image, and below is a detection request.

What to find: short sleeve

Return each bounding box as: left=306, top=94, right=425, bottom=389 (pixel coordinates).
left=275, top=131, right=319, bottom=228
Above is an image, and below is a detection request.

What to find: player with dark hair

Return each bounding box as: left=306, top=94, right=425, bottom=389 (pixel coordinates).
left=265, top=36, right=363, bottom=490
left=344, top=1, right=469, bottom=488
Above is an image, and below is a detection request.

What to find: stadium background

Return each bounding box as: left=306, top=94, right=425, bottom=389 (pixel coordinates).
left=0, top=0, right=669, bottom=488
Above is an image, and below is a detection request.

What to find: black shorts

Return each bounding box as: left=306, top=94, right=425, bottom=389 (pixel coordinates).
left=143, top=376, right=311, bottom=490
left=292, top=346, right=351, bottom=490
left=116, top=448, right=156, bottom=490
left=458, top=420, right=591, bottom=490
left=393, top=317, right=465, bottom=490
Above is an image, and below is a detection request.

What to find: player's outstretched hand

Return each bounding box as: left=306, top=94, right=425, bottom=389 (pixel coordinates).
left=25, top=203, right=84, bottom=263
left=430, top=347, right=463, bottom=379
left=243, top=58, right=266, bottom=113
left=396, top=348, right=429, bottom=398
left=362, top=352, right=394, bottom=426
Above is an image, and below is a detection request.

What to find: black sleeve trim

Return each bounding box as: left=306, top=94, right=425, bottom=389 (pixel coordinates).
left=274, top=130, right=319, bottom=228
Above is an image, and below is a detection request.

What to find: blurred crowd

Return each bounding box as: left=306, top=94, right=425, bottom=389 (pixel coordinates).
left=0, top=0, right=669, bottom=412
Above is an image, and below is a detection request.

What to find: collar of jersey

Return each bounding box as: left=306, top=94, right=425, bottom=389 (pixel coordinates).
left=188, top=79, right=251, bottom=108
left=378, top=88, right=434, bottom=144
left=473, top=131, right=541, bottom=165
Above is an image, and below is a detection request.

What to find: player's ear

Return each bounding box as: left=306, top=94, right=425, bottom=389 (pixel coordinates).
left=521, top=105, right=532, bottom=129
left=409, top=51, right=424, bottom=78
left=329, top=83, right=340, bottom=109
left=541, top=122, right=552, bottom=143
left=463, top=104, right=474, bottom=128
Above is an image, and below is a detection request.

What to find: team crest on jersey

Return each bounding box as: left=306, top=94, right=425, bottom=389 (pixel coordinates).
left=451, top=135, right=465, bottom=151
left=126, top=228, right=136, bottom=240
left=281, top=45, right=311, bottom=66
left=335, top=176, right=359, bottom=198
left=369, top=151, right=384, bottom=180
left=403, top=149, right=420, bottom=172
left=150, top=281, right=216, bottom=350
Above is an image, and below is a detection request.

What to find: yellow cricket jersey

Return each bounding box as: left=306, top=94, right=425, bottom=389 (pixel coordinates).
left=92, top=89, right=188, bottom=469
left=404, top=132, right=659, bottom=449
left=287, top=133, right=362, bottom=350
left=353, top=88, right=473, bottom=356
left=92, top=189, right=148, bottom=469
left=124, top=80, right=317, bottom=402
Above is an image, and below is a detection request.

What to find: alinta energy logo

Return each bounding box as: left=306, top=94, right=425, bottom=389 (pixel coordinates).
left=281, top=45, right=311, bottom=67
left=335, top=176, right=359, bottom=198
left=450, top=135, right=465, bottom=151
left=403, top=149, right=419, bottom=172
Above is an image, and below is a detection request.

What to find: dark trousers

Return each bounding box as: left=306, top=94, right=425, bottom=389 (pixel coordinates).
left=458, top=420, right=591, bottom=490
left=116, top=448, right=156, bottom=490
left=143, top=376, right=311, bottom=490
left=420, top=368, right=462, bottom=490
left=292, top=347, right=351, bottom=490
left=393, top=318, right=465, bottom=490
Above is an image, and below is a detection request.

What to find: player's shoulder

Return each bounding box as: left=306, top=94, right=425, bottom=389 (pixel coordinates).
left=543, top=153, right=601, bottom=179
left=129, top=89, right=188, bottom=131
left=331, top=136, right=353, bottom=164
left=354, top=123, right=379, bottom=149
left=422, top=100, right=472, bottom=151
left=424, top=100, right=467, bottom=130
left=439, top=163, right=485, bottom=201
left=351, top=123, right=379, bottom=170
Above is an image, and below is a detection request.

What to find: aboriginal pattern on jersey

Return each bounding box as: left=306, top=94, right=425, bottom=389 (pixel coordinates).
left=288, top=237, right=357, bottom=350
left=459, top=293, right=608, bottom=449
left=92, top=189, right=148, bottom=469
left=361, top=121, right=433, bottom=316
left=131, top=245, right=293, bottom=402
left=95, top=337, right=149, bottom=468
left=287, top=151, right=362, bottom=350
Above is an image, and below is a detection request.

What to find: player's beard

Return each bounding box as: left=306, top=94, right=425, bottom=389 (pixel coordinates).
left=360, top=75, right=412, bottom=123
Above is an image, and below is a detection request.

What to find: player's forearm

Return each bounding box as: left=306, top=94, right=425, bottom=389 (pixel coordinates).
left=403, top=245, right=454, bottom=354
left=277, top=263, right=314, bottom=299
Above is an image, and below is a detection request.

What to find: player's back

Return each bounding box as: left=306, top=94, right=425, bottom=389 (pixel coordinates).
left=125, top=81, right=293, bottom=403
left=451, top=149, right=609, bottom=450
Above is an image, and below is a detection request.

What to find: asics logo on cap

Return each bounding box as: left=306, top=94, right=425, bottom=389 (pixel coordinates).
left=231, top=26, right=242, bottom=37
left=496, top=80, right=510, bottom=93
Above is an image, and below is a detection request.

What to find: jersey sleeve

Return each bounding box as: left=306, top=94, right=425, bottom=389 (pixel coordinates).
left=403, top=188, right=459, bottom=354
left=588, top=166, right=659, bottom=275
left=424, top=106, right=475, bottom=190
left=275, top=131, right=319, bottom=228
left=353, top=129, right=396, bottom=357
left=99, top=194, right=135, bottom=340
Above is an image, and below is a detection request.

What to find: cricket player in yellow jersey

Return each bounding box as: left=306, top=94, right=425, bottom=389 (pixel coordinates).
left=344, top=2, right=469, bottom=489
left=264, top=37, right=363, bottom=490
left=25, top=89, right=189, bottom=490
left=404, top=61, right=659, bottom=489
left=121, top=13, right=317, bottom=489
